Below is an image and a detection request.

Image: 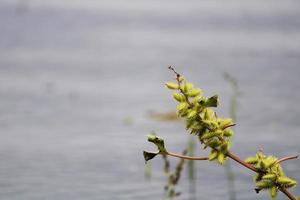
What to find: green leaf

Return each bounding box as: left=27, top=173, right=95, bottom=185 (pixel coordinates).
left=147, top=133, right=167, bottom=153
left=204, top=95, right=219, bottom=107
left=143, top=151, right=158, bottom=162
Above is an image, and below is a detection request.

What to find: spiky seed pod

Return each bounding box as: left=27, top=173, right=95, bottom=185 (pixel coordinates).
left=217, top=153, right=225, bottom=165
left=201, top=120, right=218, bottom=130
left=208, top=150, right=218, bottom=161
left=262, top=174, right=277, bottom=181
left=255, top=174, right=263, bottom=182
left=165, top=82, right=178, bottom=90
left=203, top=109, right=214, bottom=120
left=185, top=118, right=194, bottom=129
left=219, top=118, right=233, bottom=129
left=200, top=130, right=222, bottom=140
left=277, top=177, right=297, bottom=188
left=257, top=151, right=265, bottom=160
left=264, top=156, right=278, bottom=168
left=270, top=186, right=278, bottom=198
left=245, top=156, right=258, bottom=164
left=256, top=180, right=273, bottom=189
left=260, top=160, right=268, bottom=170
left=177, top=103, right=189, bottom=116
left=220, top=142, right=229, bottom=153
left=206, top=138, right=222, bottom=148
left=187, top=110, right=197, bottom=119
left=223, top=129, right=234, bottom=137
left=276, top=165, right=285, bottom=177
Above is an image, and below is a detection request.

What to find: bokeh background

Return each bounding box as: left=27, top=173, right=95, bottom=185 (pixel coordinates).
left=0, top=0, right=300, bottom=200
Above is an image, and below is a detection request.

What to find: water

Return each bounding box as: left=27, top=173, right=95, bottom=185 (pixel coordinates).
left=0, top=0, right=300, bottom=199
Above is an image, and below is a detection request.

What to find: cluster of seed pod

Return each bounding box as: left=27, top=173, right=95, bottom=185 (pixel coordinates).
left=246, top=151, right=297, bottom=199
left=165, top=77, right=235, bottom=165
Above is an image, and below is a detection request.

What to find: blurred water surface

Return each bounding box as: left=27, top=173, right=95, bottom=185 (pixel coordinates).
left=0, top=0, right=300, bottom=200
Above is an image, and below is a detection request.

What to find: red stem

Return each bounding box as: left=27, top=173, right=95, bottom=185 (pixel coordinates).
left=277, top=155, right=298, bottom=164
left=226, top=151, right=258, bottom=172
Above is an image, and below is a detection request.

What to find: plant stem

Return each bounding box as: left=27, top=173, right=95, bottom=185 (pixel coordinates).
left=280, top=187, right=297, bottom=200
left=165, top=150, right=298, bottom=200
left=227, top=151, right=297, bottom=200
left=277, top=155, right=298, bottom=164
left=226, top=151, right=258, bottom=173
left=166, top=151, right=208, bottom=160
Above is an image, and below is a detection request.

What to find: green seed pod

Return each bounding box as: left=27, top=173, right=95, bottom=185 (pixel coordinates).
left=203, top=108, right=214, bottom=120
left=220, top=142, right=229, bottom=153
left=202, top=120, right=218, bottom=130
left=190, top=122, right=201, bottom=132
left=188, top=89, right=201, bottom=97
left=165, top=82, right=179, bottom=90
left=187, top=110, right=197, bottom=119
left=173, top=93, right=185, bottom=102
left=257, top=151, right=265, bottom=160
left=277, top=177, right=297, bottom=187
left=262, top=174, right=277, bottom=181
left=185, top=118, right=194, bottom=129
left=255, top=174, right=263, bottom=182
left=184, top=83, right=194, bottom=92
left=264, top=156, right=278, bottom=168
left=217, top=152, right=225, bottom=165
left=260, top=160, right=268, bottom=169
left=219, top=118, right=233, bottom=129
left=206, top=139, right=222, bottom=148
left=256, top=180, right=273, bottom=189
left=177, top=102, right=188, bottom=113
left=208, top=150, right=218, bottom=161
left=200, top=130, right=222, bottom=140
left=270, top=186, right=278, bottom=198
left=223, top=129, right=234, bottom=137
left=245, top=156, right=258, bottom=164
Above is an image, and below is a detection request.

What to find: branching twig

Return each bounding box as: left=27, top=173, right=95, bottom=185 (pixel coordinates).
left=277, top=155, right=298, bottom=164
left=167, top=151, right=208, bottom=160
left=226, top=151, right=259, bottom=173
